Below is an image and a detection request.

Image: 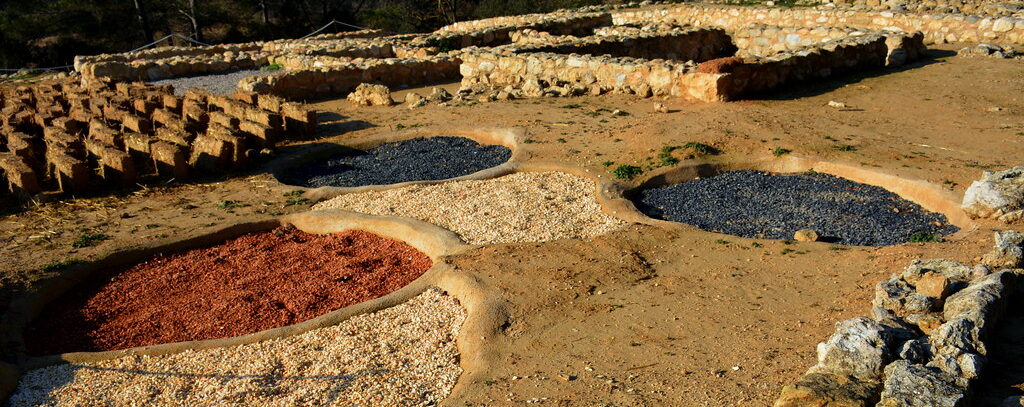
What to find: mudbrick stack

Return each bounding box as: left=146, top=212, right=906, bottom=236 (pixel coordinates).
left=0, top=77, right=317, bottom=200
left=774, top=230, right=1024, bottom=406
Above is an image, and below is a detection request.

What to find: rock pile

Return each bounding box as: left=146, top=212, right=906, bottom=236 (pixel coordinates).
left=775, top=232, right=1024, bottom=406
left=347, top=83, right=394, bottom=106
left=962, top=166, right=1024, bottom=223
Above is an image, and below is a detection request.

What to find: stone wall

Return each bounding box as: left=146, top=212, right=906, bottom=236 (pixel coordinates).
left=612, top=3, right=1024, bottom=44
left=415, top=13, right=613, bottom=51
left=774, top=232, right=1024, bottom=406
left=458, top=29, right=924, bottom=102
left=238, top=56, right=461, bottom=100
left=520, top=27, right=736, bottom=63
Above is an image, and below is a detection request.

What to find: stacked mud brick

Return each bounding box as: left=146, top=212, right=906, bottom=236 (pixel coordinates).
left=0, top=79, right=317, bottom=200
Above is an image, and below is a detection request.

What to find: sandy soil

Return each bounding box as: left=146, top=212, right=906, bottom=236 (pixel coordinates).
left=2, top=46, right=1023, bottom=405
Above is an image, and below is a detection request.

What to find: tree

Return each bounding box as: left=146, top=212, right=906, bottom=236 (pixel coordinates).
left=133, top=0, right=154, bottom=43
left=178, top=0, right=203, bottom=42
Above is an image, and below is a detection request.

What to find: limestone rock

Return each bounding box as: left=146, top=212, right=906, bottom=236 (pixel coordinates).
left=877, top=361, right=967, bottom=407
left=916, top=272, right=951, bottom=299
left=943, top=270, right=1014, bottom=322
left=981, top=230, right=1024, bottom=268
left=347, top=83, right=394, bottom=106
left=653, top=103, right=669, bottom=113
left=430, top=87, right=453, bottom=102
left=405, top=92, right=427, bottom=108
left=773, top=373, right=881, bottom=407
left=794, top=229, right=820, bottom=242
left=962, top=167, right=1024, bottom=221
left=810, top=318, right=908, bottom=380
left=901, top=259, right=973, bottom=284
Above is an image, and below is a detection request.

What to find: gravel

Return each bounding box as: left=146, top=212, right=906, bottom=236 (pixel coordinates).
left=313, top=171, right=625, bottom=245
left=25, top=228, right=432, bottom=355
left=149, top=69, right=278, bottom=96
left=9, top=289, right=464, bottom=407
left=282, top=137, right=512, bottom=188
left=634, top=170, right=959, bottom=246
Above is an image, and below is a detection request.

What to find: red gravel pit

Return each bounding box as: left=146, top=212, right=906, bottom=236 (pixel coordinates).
left=24, top=227, right=433, bottom=355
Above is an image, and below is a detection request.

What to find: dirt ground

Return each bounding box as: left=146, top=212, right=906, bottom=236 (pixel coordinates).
left=2, top=46, right=1023, bottom=405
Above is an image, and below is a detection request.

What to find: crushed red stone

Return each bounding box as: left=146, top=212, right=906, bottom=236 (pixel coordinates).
left=24, top=227, right=432, bottom=355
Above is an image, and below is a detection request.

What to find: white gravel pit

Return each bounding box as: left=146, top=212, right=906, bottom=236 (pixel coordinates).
left=9, top=289, right=465, bottom=407
left=313, top=171, right=626, bottom=245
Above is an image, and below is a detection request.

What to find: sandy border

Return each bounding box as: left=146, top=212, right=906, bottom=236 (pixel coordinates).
left=0, top=210, right=507, bottom=404
left=599, top=154, right=978, bottom=242
left=265, top=127, right=533, bottom=203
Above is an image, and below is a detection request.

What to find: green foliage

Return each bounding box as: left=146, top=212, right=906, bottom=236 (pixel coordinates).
left=262, top=63, right=283, bottom=72
left=772, top=147, right=792, bottom=157
left=833, top=144, right=858, bottom=152
left=72, top=233, right=109, bottom=248
left=909, top=232, right=943, bottom=243
left=41, top=259, right=81, bottom=271
left=682, top=142, right=721, bottom=155
left=613, top=165, right=643, bottom=180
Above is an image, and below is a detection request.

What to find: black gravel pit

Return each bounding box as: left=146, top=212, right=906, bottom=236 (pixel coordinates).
left=633, top=170, right=958, bottom=246
left=282, top=136, right=512, bottom=188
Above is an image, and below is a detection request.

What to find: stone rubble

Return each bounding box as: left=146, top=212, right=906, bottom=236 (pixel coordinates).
left=774, top=233, right=1022, bottom=406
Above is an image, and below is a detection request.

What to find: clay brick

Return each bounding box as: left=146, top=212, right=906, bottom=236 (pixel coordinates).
left=209, top=111, right=240, bottom=129
left=86, top=139, right=136, bottom=185
left=51, top=116, right=83, bottom=135
left=256, top=94, right=284, bottom=113
left=232, top=90, right=258, bottom=105
left=69, top=107, right=93, bottom=124
left=152, top=108, right=182, bottom=127
left=88, top=119, right=124, bottom=148
left=0, top=152, right=41, bottom=195
left=133, top=99, right=157, bottom=116
left=239, top=120, right=276, bottom=145
left=281, top=102, right=317, bottom=138
left=244, top=108, right=283, bottom=130
left=120, top=114, right=152, bottom=134
left=184, top=88, right=212, bottom=103
left=162, top=94, right=182, bottom=113
left=151, top=141, right=188, bottom=179
left=47, top=151, right=90, bottom=193
left=207, top=123, right=247, bottom=167
left=43, top=127, right=85, bottom=158
left=155, top=127, right=193, bottom=147
left=189, top=134, right=233, bottom=172
left=4, top=133, right=36, bottom=161
left=103, top=105, right=128, bottom=122
left=123, top=132, right=153, bottom=155
left=182, top=102, right=209, bottom=124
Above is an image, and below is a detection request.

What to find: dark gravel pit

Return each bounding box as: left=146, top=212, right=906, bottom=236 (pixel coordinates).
left=633, top=170, right=959, bottom=246
left=282, top=136, right=512, bottom=188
